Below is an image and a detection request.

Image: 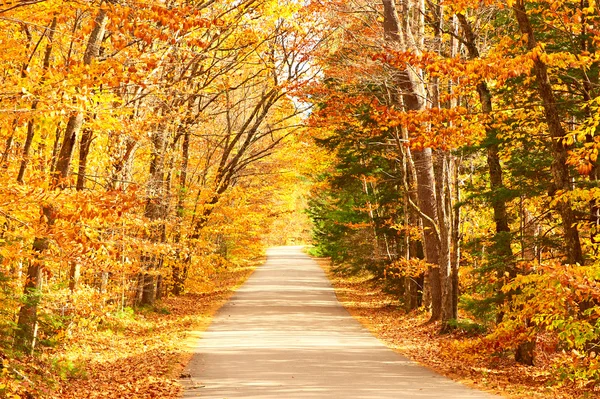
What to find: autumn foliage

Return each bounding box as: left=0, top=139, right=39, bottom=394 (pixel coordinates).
left=3, top=0, right=600, bottom=397
left=0, top=0, right=318, bottom=397
left=305, top=0, right=600, bottom=392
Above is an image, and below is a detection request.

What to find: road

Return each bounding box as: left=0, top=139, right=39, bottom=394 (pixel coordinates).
left=182, top=246, right=500, bottom=398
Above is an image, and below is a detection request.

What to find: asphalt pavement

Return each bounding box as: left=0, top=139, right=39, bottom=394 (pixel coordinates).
left=182, top=246, right=500, bottom=398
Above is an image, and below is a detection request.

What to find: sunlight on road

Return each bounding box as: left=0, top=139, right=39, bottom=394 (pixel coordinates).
left=183, top=247, right=498, bottom=399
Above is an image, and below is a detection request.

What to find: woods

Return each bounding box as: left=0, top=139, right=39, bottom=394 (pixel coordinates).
left=1, top=0, right=600, bottom=397
left=306, top=0, right=600, bottom=390
left=0, top=0, right=317, bottom=396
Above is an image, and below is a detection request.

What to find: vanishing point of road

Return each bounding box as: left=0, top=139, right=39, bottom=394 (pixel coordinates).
left=182, top=246, right=499, bottom=398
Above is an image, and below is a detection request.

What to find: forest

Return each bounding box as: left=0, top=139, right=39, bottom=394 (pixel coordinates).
left=1, top=0, right=600, bottom=397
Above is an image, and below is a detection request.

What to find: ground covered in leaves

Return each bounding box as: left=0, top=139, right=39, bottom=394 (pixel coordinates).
left=316, top=258, right=597, bottom=399
left=3, top=263, right=258, bottom=399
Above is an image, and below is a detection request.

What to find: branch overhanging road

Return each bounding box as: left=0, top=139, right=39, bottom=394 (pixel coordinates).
left=182, top=246, right=500, bottom=399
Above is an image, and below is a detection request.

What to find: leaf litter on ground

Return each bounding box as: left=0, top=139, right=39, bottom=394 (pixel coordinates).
left=315, top=257, right=597, bottom=399
left=42, top=263, right=259, bottom=399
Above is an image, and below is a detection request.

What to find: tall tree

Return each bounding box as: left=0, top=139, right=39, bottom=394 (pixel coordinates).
left=382, top=0, right=448, bottom=323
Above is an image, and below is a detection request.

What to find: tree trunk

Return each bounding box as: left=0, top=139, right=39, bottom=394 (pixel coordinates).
left=434, top=151, right=455, bottom=330
left=69, top=262, right=81, bottom=292
left=447, top=18, right=461, bottom=318
left=405, top=237, right=424, bottom=310
left=456, top=10, right=522, bottom=334
left=14, top=205, right=56, bottom=352
left=383, top=0, right=443, bottom=321
left=55, top=9, right=107, bottom=187
left=17, top=17, right=57, bottom=184
left=515, top=340, right=535, bottom=366
left=1, top=134, right=14, bottom=169
left=53, top=113, right=83, bottom=187
left=17, top=109, right=38, bottom=183
left=14, top=261, right=42, bottom=352
left=413, top=148, right=442, bottom=321
left=100, top=272, right=109, bottom=294
left=510, top=1, right=585, bottom=364
left=172, top=130, right=190, bottom=295
left=14, top=10, right=108, bottom=350
left=457, top=12, right=517, bottom=327
left=450, top=157, right=460, bottom=320
left=139, top=128, right=167, bottom=306
left=50, top=124, right=62, bottom=173
left=459, top=9, right=533, bottom=361
left=135, top=272, right=144, bottom=305
left=76, top=127, right=93, bottom=190
left=155, top=274, right=163, bottom=301
left=141, top=272, right=157, bottom=305
left=401, top=143, right=423, bottom=311
left=172, top=265, right=188, bottom=296
left=108, top=135, right=136, bottom=190
left=513, top=0, right=584, bottom=265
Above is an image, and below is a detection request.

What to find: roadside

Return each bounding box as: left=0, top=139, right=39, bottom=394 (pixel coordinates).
left=315, top=257, right=592, bottom=399
left=44, top=262, right=260, bottom=399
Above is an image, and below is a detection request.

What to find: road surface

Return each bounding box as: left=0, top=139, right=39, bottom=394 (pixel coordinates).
left=182, top=246, right=500, bottom=398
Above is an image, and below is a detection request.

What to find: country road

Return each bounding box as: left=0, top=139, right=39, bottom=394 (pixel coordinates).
left=182, top=246, right=500, bottom=398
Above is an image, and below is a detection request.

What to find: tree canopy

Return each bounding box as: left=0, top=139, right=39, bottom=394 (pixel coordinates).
left=2, top=0, right=600, bottom=397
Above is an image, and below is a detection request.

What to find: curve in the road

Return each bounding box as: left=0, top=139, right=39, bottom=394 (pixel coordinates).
left=182, top=246, right=500, bottom=398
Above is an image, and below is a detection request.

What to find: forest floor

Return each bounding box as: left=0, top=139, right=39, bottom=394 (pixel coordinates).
left=315, top=257, right=596, bottom=399
left=9, top=252, right=595, bottom=398
left=23, top=261, right=260, bottom=399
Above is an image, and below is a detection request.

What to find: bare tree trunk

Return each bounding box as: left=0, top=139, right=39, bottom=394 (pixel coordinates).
left=459, top=10, right=532, bottom=362
left=448, top=18, right=461, bottom=317
left=509, top=1, right=584, bottom=365
left=434, top=151, right=455, bottom=330
left=141, top=273, right=157, bottom=305
left=64, top=10, right=107, bottom=290
left=400, top=132, right=423, bottom=311
left=172, top=130, right=190, bottom=295
left=450, top=156, right=460, bottom=319
left=14, top=261, right=42, bottom=352
left=383, top=0, right=443, bottom=321
left=17, top=113, right=37, bottom=183
left=100, top=272, right=109, bottom=294
left=361, top=175, right=380, bottom=258
left=428, top=6, right=454, bottom=328
left=156, top=274, right=163, bottom=301
left=108, top=135, right=136, bottom=190
left=412, top=149, right=442, bottom=321
left=135, top=272, right=144, bottom=305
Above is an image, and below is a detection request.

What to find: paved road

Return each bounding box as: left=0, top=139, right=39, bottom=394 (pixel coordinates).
left=182, top=246, right=500, bottom=398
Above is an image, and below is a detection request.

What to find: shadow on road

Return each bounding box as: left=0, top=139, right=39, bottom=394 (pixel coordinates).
left=182, top=246, right=499, bottom=399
